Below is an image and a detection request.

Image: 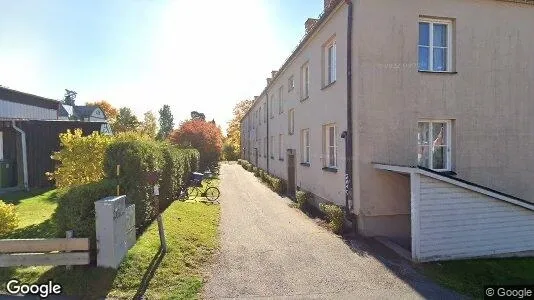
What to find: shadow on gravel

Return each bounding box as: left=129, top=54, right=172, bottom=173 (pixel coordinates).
left=340, top=231, right=465, bottom=299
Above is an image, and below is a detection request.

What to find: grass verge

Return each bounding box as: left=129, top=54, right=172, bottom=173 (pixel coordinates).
left=0, top=185, right=220, bottom=299
left=421, top=258, right=534, bottom=299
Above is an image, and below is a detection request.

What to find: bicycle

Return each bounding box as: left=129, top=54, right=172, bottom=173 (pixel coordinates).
left=179, top=179, right=220, bottom=202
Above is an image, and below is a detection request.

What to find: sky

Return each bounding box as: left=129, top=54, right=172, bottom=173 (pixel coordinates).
left=0, top=0, right=324, bottom=133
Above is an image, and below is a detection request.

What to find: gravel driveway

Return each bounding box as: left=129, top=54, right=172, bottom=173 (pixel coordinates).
left=203, top=163, right=461, bottom=299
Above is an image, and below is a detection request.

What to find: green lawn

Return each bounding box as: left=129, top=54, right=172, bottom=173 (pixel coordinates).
left=0, top=188, right=58, bottom=238
left=0, top=183, right=220, bottom=299
left=421, top=258, right=534, bottom=299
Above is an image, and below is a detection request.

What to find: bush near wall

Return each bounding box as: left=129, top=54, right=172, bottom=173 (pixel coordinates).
left=296, top=190, right=313, bottom=211
left=104, top=140, right=163, bottom=231
left=53, top=179, right=116, bottom=255
left=320, top=203, right=344, bottom=234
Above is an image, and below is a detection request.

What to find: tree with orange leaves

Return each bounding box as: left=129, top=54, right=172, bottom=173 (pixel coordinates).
left=169, top=118, right=223, bottom=172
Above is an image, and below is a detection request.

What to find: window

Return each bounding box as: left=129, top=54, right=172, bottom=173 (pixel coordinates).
left=324, top=39, right=336, bottom=85
left=259, top=107, right=262, bottom=125
left=288, top=108, right=295, bottom=135
left=270, top=136, right=274, bottom=158
left=418, top=120, right=451, bottom=171
left=324, top=124, right=337, bottom=168
left=301, top=129, right=310, bottom=164
left=278, top=134, right=284, bottom=160
left=301, top=62, right=310, bottom=99
left=0, top=131, right=3, bottom=160
left=288, top=76, right=295, bottom=91
left=278, top=86, right=284, bottom=114
left=419, top=18, right=453, bottom=72
left=270, top=95, right=275, bottom=118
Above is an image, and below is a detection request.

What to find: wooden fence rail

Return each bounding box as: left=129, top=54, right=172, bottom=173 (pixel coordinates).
left=0, top=237, right=90, bottom=267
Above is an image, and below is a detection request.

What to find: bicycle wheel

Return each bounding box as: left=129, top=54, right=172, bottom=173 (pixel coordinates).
left=205, top=187, right=220, bottom=202
left=188, top=187, right=200, bottom=200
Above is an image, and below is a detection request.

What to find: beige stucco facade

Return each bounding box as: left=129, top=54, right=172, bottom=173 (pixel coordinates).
left=241, top=0, right=534, bottom=239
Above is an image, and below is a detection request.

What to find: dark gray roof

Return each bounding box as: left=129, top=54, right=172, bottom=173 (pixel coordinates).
left=0, top=86, right=59, bottom=110
left=74, top=106, right=98, bottom=118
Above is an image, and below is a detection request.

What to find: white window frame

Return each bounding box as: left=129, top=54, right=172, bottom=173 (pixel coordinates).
left=278, top=134, right=284, bottom=160
left=301, top=62, right=310, bottom=100
left=270, top=95, right=275, bottom=118
left=324, top=124, right=337, bottom=168
left=325, top=39, right=336, bottom=85
left=418, top=17, right=453, bottom=72
left=288, top=76, right=295, bottom=92
left=270, top=135, right=274, bottom=158
left=417, top=119, right=452, bottom=171
left=301, top=129, right=310, bottom=164
left=288, top=108, right=295, bottom=135
left=278, top=86, right=283, bottom=114
left=0, top=131, right=3, bottom=160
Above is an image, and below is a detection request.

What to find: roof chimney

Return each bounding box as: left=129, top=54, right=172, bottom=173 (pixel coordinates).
left=305, top=18, right=319, bottom=34
left=267, top=78, right=272, bottom=85
left=324, top=0, right=336, bottom=11
left=271, top=70, right=278, bottom=78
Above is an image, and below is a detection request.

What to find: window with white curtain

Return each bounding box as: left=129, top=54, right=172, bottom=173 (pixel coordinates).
left=418, top=120, right=452, bottom=171
left=324, top=39, right=336, bottom=85
left=324, top=124, right=337, bottom=168
left=418, top=18, right=453, bottom=72
left=301, top=129, right=310, bottom=164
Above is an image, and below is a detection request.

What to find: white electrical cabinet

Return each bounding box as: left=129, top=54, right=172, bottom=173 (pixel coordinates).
left=95, top=195, right=136, bottom=268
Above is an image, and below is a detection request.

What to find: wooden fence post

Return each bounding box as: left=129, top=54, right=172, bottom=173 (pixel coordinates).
left=65, top=230, right=73, bottom=270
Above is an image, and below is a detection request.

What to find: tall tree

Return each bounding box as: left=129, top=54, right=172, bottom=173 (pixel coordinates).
left=190, top=111, right=206, bottom=121
left=62, top=89, right=77, bottom=106
left=86, top=100, right=119, bottom=123
left=225, top=99, right=254, bottom=158
left=112, top=107, right=140, bottom=133
left=140, top=111, right=158, bottom=139
left=169, top=119, right=223, bottom=171
left=157, top=105, right=174, bottom=140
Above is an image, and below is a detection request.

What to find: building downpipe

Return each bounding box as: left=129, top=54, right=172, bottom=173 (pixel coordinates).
left=266, top=93, right=270, bottom=173
left=12, top=121, right=28, bottom=190
left=344, top=0, right=355, bottom=225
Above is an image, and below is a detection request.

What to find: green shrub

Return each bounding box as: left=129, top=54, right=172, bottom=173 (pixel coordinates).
left=48, top=129, right=113, bottom=188
left=296, top=190, right=312, bottom=210
left=53, top=179, right=116, bottom=254
left=104, top=140, right=163, bottom=231
left=159, top=144, right=199, bottom=210
left=320, top=203, right=344, bottom=234
left=254, top=167, right=261, bottom=177
left=270, top=176, right=286, bottom=194
left=0, top=200, right=18, bottom=236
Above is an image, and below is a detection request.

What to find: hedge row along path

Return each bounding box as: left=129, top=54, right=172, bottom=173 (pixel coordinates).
left=203, top=163, right=462, bottom=299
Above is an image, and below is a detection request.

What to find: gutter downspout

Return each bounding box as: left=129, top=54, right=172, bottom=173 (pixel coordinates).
left=345, top=0, right=354, bottom=217
left=266, top=94, right=270, bottom=174
left=12, top=121, right=29, bottom=190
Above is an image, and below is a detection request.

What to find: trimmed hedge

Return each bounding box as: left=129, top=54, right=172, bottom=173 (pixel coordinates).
left=159, top=145, right=199, bottom=210
left=239, top=160, right=286, bottom=195
left=104, top=140, right=163, bottom=230
left=320, top=203, right=344, bottom=234
left=296, top=190, right=313, bottom=210
left=53, top=179, right=116, bottom=255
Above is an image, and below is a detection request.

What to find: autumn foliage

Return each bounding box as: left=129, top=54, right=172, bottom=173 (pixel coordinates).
left=169, top=119, right=223, bottom=171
